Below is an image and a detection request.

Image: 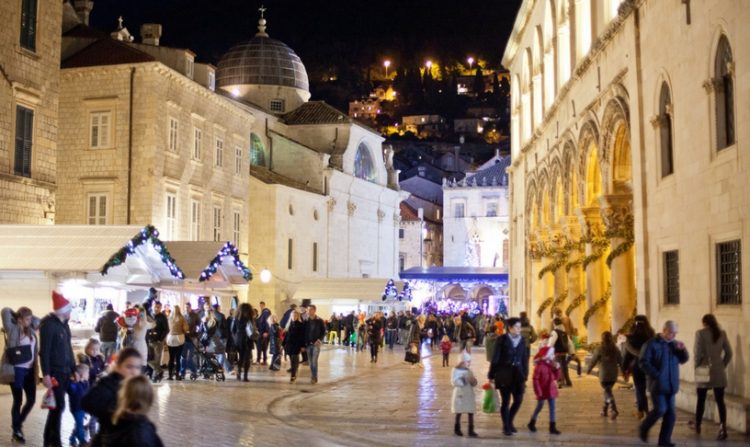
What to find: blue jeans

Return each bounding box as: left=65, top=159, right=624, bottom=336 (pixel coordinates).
left=180, top=339, right=198, bottom=375
left=306, top=343, right=321, bottom=380
left=100, top=341, right=117, bottom=364
left=70, top=410, right=87, bottom=445
left=640, top=393, right=676, bottom=446
left=10, top=367, right=36, bottom=431
left=532, top=398, right=556, bottom=422
left=386, top=329, right=397, bottom=349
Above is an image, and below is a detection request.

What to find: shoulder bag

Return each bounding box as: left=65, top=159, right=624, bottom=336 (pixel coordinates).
left=1, top=331, right=17, bottom=384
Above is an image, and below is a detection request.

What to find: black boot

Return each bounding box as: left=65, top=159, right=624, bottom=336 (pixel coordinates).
left=454, top=414, right=463, bottom=436
left=468, top=414, right=478, bottom=437
left=527, top=418, right=537, bottom=432
left=610, top=401, right=619, bottom=420
left=717, top=423, right=727, bottom=441
left=601, top=402, right=609, bottom=417
left=550, top=422, right=561, bottom=435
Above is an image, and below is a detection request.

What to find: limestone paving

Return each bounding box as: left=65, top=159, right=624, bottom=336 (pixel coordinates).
left=0, top=345, right=747, bottom=446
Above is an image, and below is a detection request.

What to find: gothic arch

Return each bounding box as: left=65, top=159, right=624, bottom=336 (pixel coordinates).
left=561, top=137, right=579, bottom=213
left=550, top=160, right=565, bottom=222
left=578, top=119, right=603, bottom=207
left=600, top=95, right=631, bottom=193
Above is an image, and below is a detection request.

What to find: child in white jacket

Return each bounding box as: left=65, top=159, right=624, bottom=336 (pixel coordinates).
left=451, top=352, right=478, bottom=437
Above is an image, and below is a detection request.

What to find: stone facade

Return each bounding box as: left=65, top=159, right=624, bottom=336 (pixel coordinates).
left=505, top=0, right=750, bottom=431
left=0, top=0, right=61, bottom=224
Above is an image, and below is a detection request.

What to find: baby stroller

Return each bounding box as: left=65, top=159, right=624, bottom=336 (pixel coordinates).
left=191, top=349, right=226, bottom=382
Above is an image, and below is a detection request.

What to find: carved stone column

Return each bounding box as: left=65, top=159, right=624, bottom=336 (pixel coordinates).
left=536, top=232, right=556, bottom=331
left=562, top=217, right=586, bottom=340
left=528, top=235, right=544, bottom=330
left=601, top=194, right=636, bottom=334
left=549, top=228, right=569, bottom=324
left=578, top=207, right=611, bottom=340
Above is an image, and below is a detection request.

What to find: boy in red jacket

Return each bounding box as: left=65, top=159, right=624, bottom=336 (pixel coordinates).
left=527, top=346, right=562, bottom=434
left=440, top=335, right=453, bottom=367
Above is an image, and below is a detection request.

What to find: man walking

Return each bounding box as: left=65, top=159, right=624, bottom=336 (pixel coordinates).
left=147, top=300, right=169, bottom=382
left=303, top=304, right=326, bottom=384
left=94, top=304, right=119, bottom=362
left=40, top=291, right=76, bottom=447
left=488, top=317, right=529, bottom=436
left=180, top=302, right=200, bottom=378
left=639, top=320, right=688, bottom=447
left=385, top=312, right=398, bottom=349
left=256, top=301, right=271, bottom=364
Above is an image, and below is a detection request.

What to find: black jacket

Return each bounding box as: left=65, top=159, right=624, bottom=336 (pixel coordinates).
left=82, top=372, right=124, bottom=447
left=149, top=313, right=169, bottom=342
left=39, top=313, right=76, bottom=376
left=367, top=318, right=382, bottom=343
left=101, top=414, right=164, bottom=447
left=95, top=310, right=119, bottom=343
left=284, top=320, right=305, bottom=355
left=488, top=334, right=529, bottom=386
left=304, top=316, right=326, bottom=345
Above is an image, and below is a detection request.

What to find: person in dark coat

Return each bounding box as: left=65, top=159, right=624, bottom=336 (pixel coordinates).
left=102, top=375, right=163, bottom=447
left=146, top=301, right=169, bottom=382
left=624, top=315, right=655, bottom=419
left=284, top=310, right=305, bottom=382
left=81, top=348, right=143, bottom=447
left=40, top=291, right=77, bottom=447
left=488, top=317, right=529, bottom=436
left=367, top=313, right=383, bottom=363
left=95, top=305, right=119, bottom=363
left=256, top=301, right=272, bottom=364
left=638, top=320, right=689, bottom=447
left=303, top=305, right=326, bottom=384
left=692, top=313, right=733, bottom=439
left=231, top=303, right=255, bottom=382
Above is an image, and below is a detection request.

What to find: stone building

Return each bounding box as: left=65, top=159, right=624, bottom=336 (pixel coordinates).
left=443, top=153, right=511, bottom=268
left=398, top=202, right=442, bottom=271
left=504, top=0, right=749, bottom=430
left=0, top=0, right=62, bottom=224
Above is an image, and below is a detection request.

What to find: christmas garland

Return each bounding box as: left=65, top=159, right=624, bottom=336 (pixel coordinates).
left=551, top=290, right=568, bottom=315
left=616, top=308, right=638, bottom=335
left=101, top=225, right=185, bottom=279
left=382, top=279, right=398, bottom=301
left=538, top=258, right=565, bottom=279
left=199, top=242, right=252, bottom=282
left=536, top=296, right=554, bottom=317
left=583, top=284, right=612, bottom=326
left=606, top=239, right=634, bottom=268
left=582, top=252, right=603, bottom=269
left=565, top=257, right=583, bottom=272
left=565, top=293, right=586, bottom=316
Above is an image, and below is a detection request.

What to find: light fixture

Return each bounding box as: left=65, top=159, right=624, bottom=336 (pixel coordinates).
left=259, top=268, right=272, bottom=283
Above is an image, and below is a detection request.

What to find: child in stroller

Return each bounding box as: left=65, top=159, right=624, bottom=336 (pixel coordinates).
left=192, top=349, right=225, bottom=381
left=192, top=310, right=226, bottom=381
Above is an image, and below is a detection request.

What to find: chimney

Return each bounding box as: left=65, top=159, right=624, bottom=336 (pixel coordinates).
left=73, top=0, right=94, bottom=25
left=141, top=23, right=162, bottom=46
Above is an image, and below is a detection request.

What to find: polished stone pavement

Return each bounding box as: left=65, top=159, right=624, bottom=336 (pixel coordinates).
left=0, top=343, right=747, bottom=446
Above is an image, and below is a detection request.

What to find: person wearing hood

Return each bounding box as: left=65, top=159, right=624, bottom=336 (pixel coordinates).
left=451, top=352, right=478, bottom=437
left=527, top=344, right=561, bottom=434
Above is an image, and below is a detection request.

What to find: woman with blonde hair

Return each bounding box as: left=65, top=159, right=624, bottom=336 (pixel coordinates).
left=102, top=375, right=163, bottom=446
left=166, top=305, right=188, bottom=380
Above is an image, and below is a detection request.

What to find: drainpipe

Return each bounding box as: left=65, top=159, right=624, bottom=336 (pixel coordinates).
left=127, top=67, right=135, bottom=224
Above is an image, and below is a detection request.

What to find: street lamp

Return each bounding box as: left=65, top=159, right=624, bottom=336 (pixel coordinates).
left=259, top=268, right=272, bottom=283
left=384, top=59, right=391, bottom=78
left=467, top=56, right=474, bottom=70
left=425, top=60, right=433, bottom=73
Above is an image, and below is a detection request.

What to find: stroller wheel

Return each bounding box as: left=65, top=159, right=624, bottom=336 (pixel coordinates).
left=216, top=373, right=226, bottom=382
left=190, top=373, right=198, bottom=381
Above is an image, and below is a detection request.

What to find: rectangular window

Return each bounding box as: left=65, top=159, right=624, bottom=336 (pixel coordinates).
left=207, top=71, right=216, bottom=91
left=235, top=146, right=242, bottom=175
left=14, top=105, right=33, bottom=177
left=190, top=200, right=201, bottom=241
left=399, top=228, right=405, bottom=239
left=486, top=201, right=498, bottom=217
left=213, top=206, right=222, bottom=241
left=716, top=240, right=742, bottom=305
left=168, top=117, right=178, bottom=152
left=165, top=193, right=177, bottom=239
left=87, top=193, right=108, bottom=225
left=90, top=111, right=112, bottom=149
left=270, top=99, right=285, bottom=113
left=215, top=137, right=224, bottom=167
left=399, top=255, right=405, bottom=272
left=663, top=250, right=680, bottom=305
left=185, top=58, right=194, bottom=79
left=312, top=242, right=318, bottom=272
left=453, top=203, right=465, bottom=218
left=193, top=127, right=202, bottom=160
left=20, top=0, right=37, bottom=51
left=287, top=238, right=293, bottom=270
left=233, top=211, right=241, bottom=245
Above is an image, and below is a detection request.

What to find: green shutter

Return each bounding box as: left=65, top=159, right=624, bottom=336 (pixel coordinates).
left=20, top=0, right=37, bottom=51
left=14, top=106, right=33, bottom=177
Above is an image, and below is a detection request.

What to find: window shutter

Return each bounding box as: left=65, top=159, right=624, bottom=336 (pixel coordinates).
left=15, top=106, right=33, bottom=177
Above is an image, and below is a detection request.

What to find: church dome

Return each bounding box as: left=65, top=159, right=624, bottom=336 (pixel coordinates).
left=216, top=16, right=309, bottom=92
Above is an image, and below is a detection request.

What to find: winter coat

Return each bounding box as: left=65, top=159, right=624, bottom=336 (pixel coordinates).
left=693, top=328, right=732, bottom=388
left=1, top=308, right=40, bottom=376
left=284, top=320, right=305, bottom=356
left=488, top=333, right=529, bottom=388
left=520, top=321, right=537, bottom=347
left=639, top=335, right=689, bottom=396
left=231, top=318, right=255, bottom=351
left=256, top=308, right=272, bottom=335
left=587, top=346, right=623, bottom=383
left=484, top=332, right=497, bottom=362
left=82, top=354, right=106, bottom=383
left=532, top=359, right=560, bottom=400
left=269, top=323, right=282, bottom=355
left=95, top=310, right=119, bottom=343
left=131, top=311, right=154, bottom=361
left=451, top=366, right=477, bottom=413
left=82, top=372, right=124, bottom=447
left=440, top=340, right=453, bottom=355
left=101, top=414, right=164, bottom=447
left=167, top=315, right=189, bottom=347
left=39, top=313, right=76, bottom=377
left=67, top=380, right=89, bottom=413
left=304, top=316, right=326, bottom=345
left=367, top=318, right=382, bottom=345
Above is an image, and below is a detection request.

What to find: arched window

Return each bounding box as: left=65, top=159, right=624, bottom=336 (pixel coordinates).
left=354, top=143, right=377, bottom=182
left=250, top=133, right=266, bottom=167
left=659, top=83, right=674, bottom=177
left=714, top=36, right=735, bottom=150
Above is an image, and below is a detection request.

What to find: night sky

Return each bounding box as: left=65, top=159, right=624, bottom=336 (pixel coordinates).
left=88, top=0, right=522, bottom=74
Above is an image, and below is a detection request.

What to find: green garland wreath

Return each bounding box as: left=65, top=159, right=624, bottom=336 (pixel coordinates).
left=565, top=257, right=583, bottom=272
left=101, top=225, right=185, bottom=279
left=550, top=290, right=568, bottom=315
left=538, top=258, right=565, bottom=279
left=582, top=252, right=603, bottom=269
left=616, top=308, right=638, bottom=335
left=565, top=293, right=586, bottom=316
left=606, top=240, right=634, bottom=268
left=536, top=297, right=554, bottom=317
left=583, top=284, right=612, bottom=326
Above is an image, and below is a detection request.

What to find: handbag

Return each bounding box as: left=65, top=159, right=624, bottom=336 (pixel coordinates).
left=405, top=351, right=420, bottom=363
left=0, top=332, right=17, bottom=385
left=6, top=344, right=32, bottom=365
left=695, top=365, right=711, bottom=383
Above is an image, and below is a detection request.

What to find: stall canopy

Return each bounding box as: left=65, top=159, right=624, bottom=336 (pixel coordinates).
left=0, top=225, right=184, bottom=287
left=160, top=241, right=252, bottom=294
left=399, top=266, right=509, bottom=282
left=293, top=278, right=405, bottom=302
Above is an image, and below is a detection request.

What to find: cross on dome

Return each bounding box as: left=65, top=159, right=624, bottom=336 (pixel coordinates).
left=256, top=5, right=269, bottom=37
left=259, top=5, right=266, bottom=18
left=117, top=16, right=124, bottom=29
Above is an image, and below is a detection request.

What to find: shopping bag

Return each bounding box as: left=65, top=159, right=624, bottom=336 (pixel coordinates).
left=41, top=388, right=56, bottom=410
left=481, top=383, right=498, bottom=413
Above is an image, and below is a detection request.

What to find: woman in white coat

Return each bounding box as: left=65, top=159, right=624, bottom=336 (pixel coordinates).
left=131, top=305, right=154, bottom=367
left=451, top=353, right=478, bottom=437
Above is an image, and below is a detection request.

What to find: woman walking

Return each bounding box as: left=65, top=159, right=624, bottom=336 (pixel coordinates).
left=284, top=310, right=305, bottom=383
left=624, top=315, right=655, bottom=419
left=232, top=303, right=255, bottom=382
left=692, top=314, right=732, bottom=440
left=166, top=305, right=188, bottom=380
left=586, top=331, right=623, bottom=419
left=367, top=313, right=383, bottom=363
left=2, top=306, right=40, bottom=444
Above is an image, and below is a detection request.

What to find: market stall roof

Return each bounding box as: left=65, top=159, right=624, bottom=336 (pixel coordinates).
left=293, top=278, right=405, bottom=302
left=399, top=266, right=509, bottom=282
left=163, top=241, right=252, bottom=285
left=0, top=225, right=184, bottom=286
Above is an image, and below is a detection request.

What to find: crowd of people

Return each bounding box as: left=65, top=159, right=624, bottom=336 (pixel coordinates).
left=0, top=290, right=735, bottom=446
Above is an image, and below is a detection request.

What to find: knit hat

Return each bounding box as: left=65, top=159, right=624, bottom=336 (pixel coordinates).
left=52, top=290, right=72, bottom=315
left=535, top=346, right=556, bottom=361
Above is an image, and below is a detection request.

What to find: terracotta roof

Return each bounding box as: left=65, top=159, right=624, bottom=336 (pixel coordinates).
left=62, top=38, right=156, bottom=69
left=400, top=202, right=420, bottom=221
left=282, top=101, right=352, bottom=125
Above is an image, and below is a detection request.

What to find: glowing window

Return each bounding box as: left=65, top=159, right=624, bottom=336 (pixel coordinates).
left=250, top=133, right=266, bottom=167
left=354, top=143, right=377, bottom=182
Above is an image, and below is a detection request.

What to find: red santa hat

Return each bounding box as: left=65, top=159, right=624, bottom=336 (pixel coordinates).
left=535, top=346, right=556, bottom=361
left=52, top=290, right=72, bottom=315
